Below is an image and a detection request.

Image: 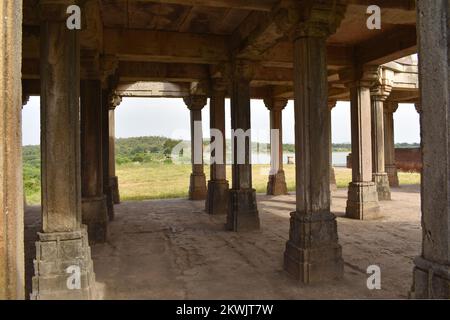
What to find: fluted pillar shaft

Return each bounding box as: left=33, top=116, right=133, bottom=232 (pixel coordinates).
left=0, top=0, right=25, bottom=300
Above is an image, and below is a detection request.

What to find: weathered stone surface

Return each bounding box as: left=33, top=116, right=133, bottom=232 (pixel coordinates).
left=110, top=176, right=121, bottom=205
left=227, top=189, right=260, bottom=232
left=284, top=7, right=344, bottom=283
left=81, top=79, right=108, bottom=243
left=346, top=182, right=380, bottom=220
left=330, top=167, right=338, bottom=191
left=31, top=227, right=97, bottom=300
left=0, top=0, right=25, bottom=300
left=267, top=171, right=288, bottom=196
left=373, top=173, right=391, bottom=201
left=82, top=197, right=108, bottom=244
left=206, top=180, right=229, bottom=215
left=410, top=0, right=450, bottom=299
left=284, top=212, right=344, bottom=283
left=189, top=173, right=208, bottom=201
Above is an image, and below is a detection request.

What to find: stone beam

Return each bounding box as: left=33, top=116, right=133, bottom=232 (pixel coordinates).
left=347, top=0, right=416, bottom=10
left=104, top=28, right=229, bottom=64
left=142, top=0, right=277, bottom=11
left=261, top=42, right=354, bottom=69
left=115, top=82, right=191, bottom=98
left=356, top=26, right=417, bottom=66
left=231, top=4, right=295, bottom=59
left=118, top=61, right=209, bottom=83
left=24, top=29, right=353, bottom=68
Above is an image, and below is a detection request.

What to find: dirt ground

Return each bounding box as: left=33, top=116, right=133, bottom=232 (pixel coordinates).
left=24, top=184, right=422, bottom=300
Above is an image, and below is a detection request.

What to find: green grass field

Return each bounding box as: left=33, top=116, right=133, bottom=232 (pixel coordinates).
left=25, top=164, right=421, bottom=204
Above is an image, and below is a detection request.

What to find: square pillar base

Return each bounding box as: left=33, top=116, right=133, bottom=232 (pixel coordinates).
left=330, top=167, right=338, bottom=191
left=31, top=227, right=98, bottom=300
left=386, top=164, right=399, bottom=188
left=227, top=188, right=260, bottom=232
left=189, top=173, right=207, bottom=200
left=82, top=197, right=108, bottom=244
left=373, top=173, right=391, bottom=201
left=109, top=176, right=121, bottom=204
left=410, top=256, right=450, bottom=299
left=284, top=211, right=344, bottom=283
left=267, top=171, right=288, bottom=196
left=205, top=180, right=229, bottom=215
left=346, top=182, right=380, bottom=220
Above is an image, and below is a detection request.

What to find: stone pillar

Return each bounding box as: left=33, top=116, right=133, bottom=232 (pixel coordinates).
left=102, top=90, right=114, bottom=221
left=205, top=80, right=229, bottom=215
left=329, top=101, right=338, bottom=192
left=283, top=12, right=344, bottom=283
left=227, top=61, right=260, bottom=231
left=411, top=0, right=450, bottom=299
left=32, top=4, right=97, bottom=299
left=384, top=101, right=399, bottom=187
left=109, top=95, right=121, bottom=205
left=184, top=96, right=208, bottom=200
left=371, top=82, right=392, bottom=201
left=264, top=98, right=288, bottom=195
left=345, top=68, right=380, bottom=220
left=0, top=0, right=25, bottom=300
left=80, top=80, right=108, bottom=243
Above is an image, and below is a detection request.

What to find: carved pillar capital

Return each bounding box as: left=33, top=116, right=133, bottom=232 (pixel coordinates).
left=371, top=67, right=394, bottom=101
left=289, top=1, right=347, bottom=40
left=211, top=78, right=228, bottom=95
left=342, top=65, right=381, bottom=89
left=184, top=95, right=207, bottom=111
left=108, top=94, right=122, bottom=110
left=264, top=98, right=288, bottom=112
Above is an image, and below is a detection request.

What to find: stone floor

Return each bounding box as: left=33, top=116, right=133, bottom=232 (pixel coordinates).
left=24, top=185, right=422, bottom=299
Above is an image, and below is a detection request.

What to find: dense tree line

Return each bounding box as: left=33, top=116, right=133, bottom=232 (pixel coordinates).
left=21, top=136, right=419, bottom=196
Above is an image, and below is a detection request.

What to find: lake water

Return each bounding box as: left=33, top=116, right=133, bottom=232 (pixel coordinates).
left=251, top=152, right=349, bottom=167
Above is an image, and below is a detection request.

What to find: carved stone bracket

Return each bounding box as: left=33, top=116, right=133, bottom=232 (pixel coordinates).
left=371, top=68, right=394, bottom=101
left=289, top=0, right=347, bottom=40
left=184, top=95, right=207, bottom=111
left=108, top=93, right=122, bottom=111
left=264, top=97, right=288, bottom=111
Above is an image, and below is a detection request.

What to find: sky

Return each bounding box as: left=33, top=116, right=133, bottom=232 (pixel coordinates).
left=21, top=96, right=420, bottom=146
